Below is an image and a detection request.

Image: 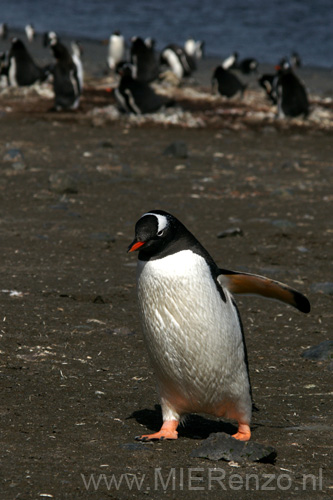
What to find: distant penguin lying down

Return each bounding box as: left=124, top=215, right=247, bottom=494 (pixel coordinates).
left=128, top=210, right=310, bottom=441
left=115, top=63, right=173, bottom=114
left=212, top=65, right=246, bottom=98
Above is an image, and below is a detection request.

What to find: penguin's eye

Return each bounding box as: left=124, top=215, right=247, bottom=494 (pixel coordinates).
left=157, top=229, right=165, bottom=237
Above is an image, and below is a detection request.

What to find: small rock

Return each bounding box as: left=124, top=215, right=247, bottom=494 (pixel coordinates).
left=109, top=327, right=136, bottom=336
left=93, top=295, right=105, bottom=304
left=120, top=443, right=151, bottom=452
left=217, top=227, right=243, bottom=239
left=3, top=148, right=26, bottom=170
left=163, top=141, right=188, bottom=159
left=3, top=148, right=24, bottom=162
left=272, top=188, right=294, bottom=198
left=271, top=219, right=296, bottom=229
left=89, top=232, right=116, bottom=243
left=49, top=172, right=78, bottom=194
left=281, top=161, right=300, bottom=170
left=301, top=340, right=333, bottom=361
left=310, top=282, right=333, bottom=295
left=190, top=433, right=277, bottom=463
left=297, top=246, right=309, bottom=253
left=121, top=163, right=132, bottom=177
left=99, top=140, right=114, bottom=148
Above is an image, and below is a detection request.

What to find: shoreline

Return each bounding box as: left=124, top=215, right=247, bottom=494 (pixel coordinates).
left=1, top=28, right=333, bottom=79
left=0, top=28, right=332, bottom=133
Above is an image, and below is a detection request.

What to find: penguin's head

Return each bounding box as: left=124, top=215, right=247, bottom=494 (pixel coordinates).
left=128, top=210, right=185, bottom=258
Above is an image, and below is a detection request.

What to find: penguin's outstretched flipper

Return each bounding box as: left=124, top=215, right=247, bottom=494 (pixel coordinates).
left=218, top=270, right=310, bottom=314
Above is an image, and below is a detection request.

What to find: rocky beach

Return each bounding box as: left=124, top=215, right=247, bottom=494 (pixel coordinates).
left=0, top=32, right=332, bottom=498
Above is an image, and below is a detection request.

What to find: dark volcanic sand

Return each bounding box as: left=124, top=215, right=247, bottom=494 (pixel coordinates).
left=0, top=40, right=332, bottom=499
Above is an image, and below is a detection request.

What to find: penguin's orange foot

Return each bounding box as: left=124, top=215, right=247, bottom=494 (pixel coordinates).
left=135, top=420, right=179, bottom=441
left=232, top=423, right=251, bottom=441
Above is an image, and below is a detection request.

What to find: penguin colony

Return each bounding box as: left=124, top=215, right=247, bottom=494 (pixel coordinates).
left=0, top=23, right=310, bottom=118
left=128, top=211, right=310, bottom=441
left=0, top=24, right=313, bottom=442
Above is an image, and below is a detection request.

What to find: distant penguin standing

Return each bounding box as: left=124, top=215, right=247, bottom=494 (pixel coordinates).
left=128, top=210, right=310, bottom=441
left=7, top=38, right=48, bottom=86
left=275, top=63, right=309, bottom=118
left=0, top=23, right=8, bottom=40
left=43, top=31, right=58, bottom=47
left=222, top=51, right=238, bottom=70
left=160, top=43, right=196, bottom=80
left=0, top=50, right=9, bottom=85
left=184, top=38, right=205, bottom=60
left=107, top=31, right=125, bottom=71
left=279, top=53, right=302, bottom=69
left=130, top=36, right=159, bottom=83
left=71, top=41, right=84, bottom=93
left=237, top=57, right=259, bottom=74
left=290, top=51, right=302, bottom=68
left=25, top=23, right=35, bottom=43
left=212, top=65, right=246, bottom=98
left=222, top=52, right=258, bottom=74
left=144, top=37, right=156, bottom=50
left=49, top=38, right=81, bottom=110
left=114, top=62, right=173, bottom=114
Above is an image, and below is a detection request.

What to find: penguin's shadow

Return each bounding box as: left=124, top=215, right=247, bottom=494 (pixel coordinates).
left=128, top=405, right=237, bottom=439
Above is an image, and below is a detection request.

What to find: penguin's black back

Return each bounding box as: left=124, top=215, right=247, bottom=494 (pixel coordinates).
left=10, top=39, right=46, bottom=85
left=277, top=69, right=309, bottom=117
left=212, top=66, right=246, bottom=98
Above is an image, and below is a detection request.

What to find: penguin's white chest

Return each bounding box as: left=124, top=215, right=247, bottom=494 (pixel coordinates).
left=108, top=36, right=125, bottom=69
left=136, top=250, right=250, bottom=416
left=162, top=49, right=184, bottom=79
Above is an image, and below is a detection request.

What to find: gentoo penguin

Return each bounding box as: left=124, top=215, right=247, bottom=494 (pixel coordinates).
left=144, top=37, right=156, bottom=50
left=160, top=44, right=196, bottom=80
left=107, top=31, right=125, bottom=71
left=212, top=65, right=246, bottom=98
left=130, top=36, right=159, bottom=83
left=222, top=52, right=258, bottom=74
left=49, top=38, right=81, bottom=110
left=0, top=51, right=9, bottom=83
left=43, top=31, right=58, bottom=47
left=279, top=53, right=302, bottom=70
left=258, top=73, right=278, bottom=104
left=71, top=41, right=84, bottom=93
left=25, top=23, right=35, bottom=43
left=222, top=51, right=238, bottom=70
left=128, top=210, right=310, bottom=441
left=7, top=38, right=48, bottom=86
left=115, top=63, right=173, bottom=114
left=275, top=63, right=309, bottom=118
left=290, top=51, right=302, bottom=68
left=237, top=57, right=259, bottom=74
left=0, top=23, right=8, bottom=40
left=184, top=38, right=205, bottom=60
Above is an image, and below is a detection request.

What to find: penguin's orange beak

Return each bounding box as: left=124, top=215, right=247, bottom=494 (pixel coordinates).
left=128, top=240, right=145, bottom=252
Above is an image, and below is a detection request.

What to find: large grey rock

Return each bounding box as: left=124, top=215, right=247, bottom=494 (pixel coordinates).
left=310, top=282, right=333, bottom=295
left=163, top=141, right=188, bottom=159
left=190, top=433, right=277, bottom=463
left=301, top=340, right=333, bottom=361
